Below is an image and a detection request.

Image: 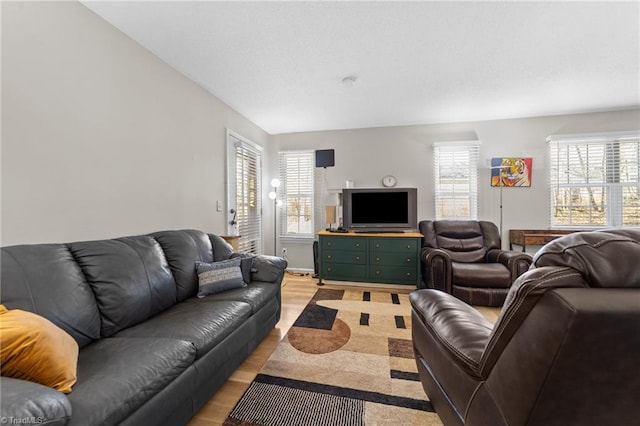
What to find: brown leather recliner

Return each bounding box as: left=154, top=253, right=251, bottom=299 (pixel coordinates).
left=419, top=220, right=532, bottom=306
left=411, top=228, right=640, bottom=426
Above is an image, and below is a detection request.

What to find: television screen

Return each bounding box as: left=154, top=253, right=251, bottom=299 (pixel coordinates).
left=351, top=192, right=408, bottom=224
left=343, top=188, right=417, bottom=232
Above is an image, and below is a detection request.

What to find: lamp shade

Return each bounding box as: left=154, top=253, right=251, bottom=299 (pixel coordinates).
left=325, top=205, right=337, bottom=224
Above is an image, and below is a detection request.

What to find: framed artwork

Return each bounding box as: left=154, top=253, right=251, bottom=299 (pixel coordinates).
left=491, top=157, right=533, bottom=187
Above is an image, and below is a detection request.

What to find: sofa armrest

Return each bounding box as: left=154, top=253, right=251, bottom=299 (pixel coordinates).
left=0, top=376, right=71, bottom=426
left=420, top=247, right=453, bottom=292
left=251, top=255, right=288, bottom=283
left=410, top=289, right=493, bottom=378
left=487, top=249, right=532, bottom=281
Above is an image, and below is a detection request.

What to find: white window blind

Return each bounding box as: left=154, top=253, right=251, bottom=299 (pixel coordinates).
left=278, top=150, right=315, bottom=238
left=433, top=141, right=480, bottom=220
left=548, top=132, right=640, bottom=227
left=228, top=133, right=263, bottom=254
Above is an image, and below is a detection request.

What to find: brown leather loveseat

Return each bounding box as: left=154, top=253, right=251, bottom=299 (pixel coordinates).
left=411, top=228, right=640, bottom=425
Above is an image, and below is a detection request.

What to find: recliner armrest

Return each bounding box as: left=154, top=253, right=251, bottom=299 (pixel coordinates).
left=479, top=266, right=587, bottom=376
left=487, top=249, right=532, bottom=280
left=420, top=247, right=453, bottom=292
left=410, top=289, right=493, bottom=378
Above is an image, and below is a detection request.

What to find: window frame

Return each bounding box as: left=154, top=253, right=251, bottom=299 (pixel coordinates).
left=433, top=141, right=480, bottom=220
left=547, top=131, right=640, bottom=228
left=278, top=150, right=316, bottom=240
left=226, top=129, right=263, bottom=254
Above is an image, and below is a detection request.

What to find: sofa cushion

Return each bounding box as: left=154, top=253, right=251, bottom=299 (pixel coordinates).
left=70, top=236, right=177, bottom=337
left=0, top=305, right=79, bottom=393
left=0, top=244, right=100, bottom=348
left=209, top=233, right=235, bottom=260
left=231, top=252, right=256, bottom=284
left=0, top=377, right=71, bottom=426
left=151, top=230, right=215, bottom=301
left=452, top=262, right=512, bottom=288
left=196, top=258, right=246, bottom=297
left=68, top=337, right=196, bottom=426
left=206, top=282, right=280, bottom=313
left=114, top=299, right=252, bottom=358
left=421, top=220, right=494, bottom=263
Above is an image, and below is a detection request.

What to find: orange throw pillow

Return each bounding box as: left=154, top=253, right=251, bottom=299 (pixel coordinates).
left=0, top=304, right=79, bottom=393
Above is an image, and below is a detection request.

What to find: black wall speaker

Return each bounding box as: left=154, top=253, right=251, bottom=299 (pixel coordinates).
left=315, top=149, right=335, bottom=168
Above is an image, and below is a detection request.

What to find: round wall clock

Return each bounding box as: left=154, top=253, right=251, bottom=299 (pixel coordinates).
left=382, top=175, right=397, bottom=187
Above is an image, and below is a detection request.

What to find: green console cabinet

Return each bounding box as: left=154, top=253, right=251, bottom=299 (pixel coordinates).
left=318, top=231, right=422, bottom=286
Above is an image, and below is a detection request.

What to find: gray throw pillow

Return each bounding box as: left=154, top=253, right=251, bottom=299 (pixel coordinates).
left=195, top=258, right=246, bottom=298
left=230, top=253, right=255, bottom=284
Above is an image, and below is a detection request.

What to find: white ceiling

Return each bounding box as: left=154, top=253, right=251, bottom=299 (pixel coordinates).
left=82, top=1, right=640, bottom=135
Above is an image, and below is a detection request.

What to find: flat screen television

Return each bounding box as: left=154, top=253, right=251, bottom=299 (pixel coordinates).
left=342, top=188, right=417, bottom=232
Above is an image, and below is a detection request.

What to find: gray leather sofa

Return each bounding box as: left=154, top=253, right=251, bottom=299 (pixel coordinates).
left=411, top=228, right=640, bottom=425
left=0, top=229, right=287, bottom=426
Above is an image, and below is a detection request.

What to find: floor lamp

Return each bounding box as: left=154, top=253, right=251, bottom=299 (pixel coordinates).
left=268, top=178, right=281, bottom=256
left=491, top=165, right=510, bottom=246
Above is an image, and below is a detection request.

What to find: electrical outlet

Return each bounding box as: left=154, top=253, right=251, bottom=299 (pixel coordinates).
left=282, top=248, right=287, bottom=255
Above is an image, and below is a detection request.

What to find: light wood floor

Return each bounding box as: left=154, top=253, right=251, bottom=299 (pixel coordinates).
left=187, top=274, right=500, bottom=425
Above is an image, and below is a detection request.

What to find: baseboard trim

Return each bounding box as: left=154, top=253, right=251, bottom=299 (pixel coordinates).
left=320, top=279, right=417, bottom=290
left=285, top=267, right=314, bottom=275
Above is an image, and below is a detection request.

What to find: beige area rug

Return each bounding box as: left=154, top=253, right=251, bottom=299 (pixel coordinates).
left=224, top=288, right=443, bottom=425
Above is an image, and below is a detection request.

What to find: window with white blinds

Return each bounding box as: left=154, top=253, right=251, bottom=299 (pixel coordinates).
left=433, top=141, right=480, bottom=220
left=278, top=150, right=315, bottom=238
left=227, top=131, right=262, bottom=254
left=548, top=132, right=640, bottom=227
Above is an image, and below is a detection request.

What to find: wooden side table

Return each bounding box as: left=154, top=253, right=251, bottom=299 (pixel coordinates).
left=509, top=229, right=578, bottom=252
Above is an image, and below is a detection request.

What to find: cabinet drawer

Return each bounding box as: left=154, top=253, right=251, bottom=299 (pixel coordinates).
left=369, top=238, right=419, bottom=253
left=368, top=265, right=418, bottom=283
left=322, top=236, right=366, bottom=251
left=370, top=252, right=416, bottom=266
left=322, top=263, right=367, bottom=279
left=322, top=249, right=366, bottom=265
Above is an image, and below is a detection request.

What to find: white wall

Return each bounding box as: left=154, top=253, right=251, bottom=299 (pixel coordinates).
left=2, top=2, right=638, bottom=263
left=1, top=1, right=271, bottom=246
left=274, top=109, right=640, bottom=270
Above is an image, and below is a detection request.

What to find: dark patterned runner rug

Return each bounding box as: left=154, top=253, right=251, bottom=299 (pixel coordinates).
left=224, top=288, right=442, bottom=425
